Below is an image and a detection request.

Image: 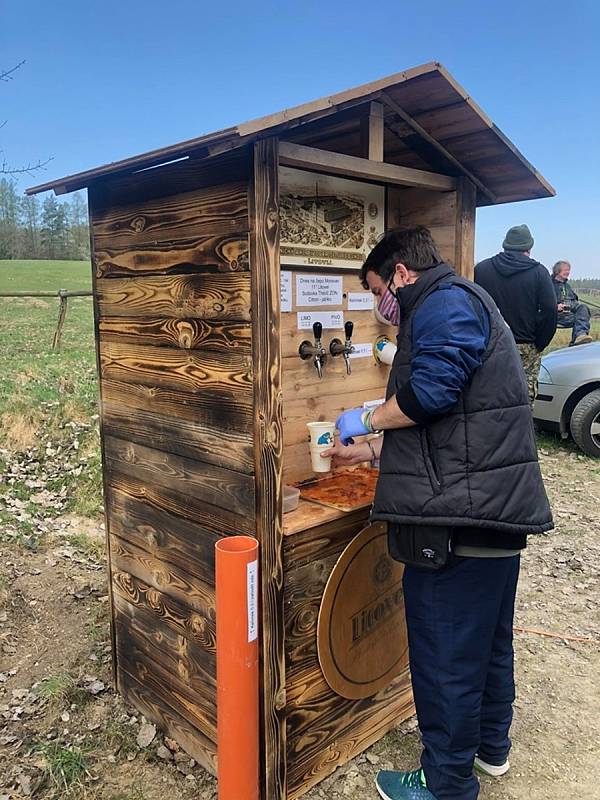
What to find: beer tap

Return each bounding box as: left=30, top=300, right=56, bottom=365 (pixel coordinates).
left=329, top=321, right=355, bottom=375
left=299, top=321, right=326, bottom=379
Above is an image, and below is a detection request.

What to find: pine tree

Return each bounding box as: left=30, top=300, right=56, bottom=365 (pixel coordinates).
left=0, top=178, right=20, bottom=258
left=69, top=192, right=89, bottom=259
left=20, top=194, right=41, bottom=258
left=40, top=195, right=63, bottom=259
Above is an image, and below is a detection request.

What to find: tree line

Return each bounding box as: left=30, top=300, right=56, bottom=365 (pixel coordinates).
left=0, top=178, right=89, bottom=261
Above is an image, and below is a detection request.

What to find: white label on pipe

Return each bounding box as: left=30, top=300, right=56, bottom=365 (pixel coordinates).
left=247, top=560, right=258, bottom=642
left=349, top=342, right=373, bottom=359
left=296, top=274, right=343, bottom=306
left=280, top=271, right=292, bottom=312
left=347, top=292, right=374, bottom=310
left=297, top=311, right=344, bottom=330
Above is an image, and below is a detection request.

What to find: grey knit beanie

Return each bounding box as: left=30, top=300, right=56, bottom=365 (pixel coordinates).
left=502, top=224, right=534, bottom=252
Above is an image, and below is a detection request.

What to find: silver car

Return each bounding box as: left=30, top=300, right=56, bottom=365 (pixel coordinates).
left=533, top=342, right=600, bottom=457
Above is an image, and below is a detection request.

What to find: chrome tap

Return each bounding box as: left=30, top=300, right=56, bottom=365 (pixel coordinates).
left=299, top=321, right=326, bottom=379
left=329, top=320, right=355, bottom=375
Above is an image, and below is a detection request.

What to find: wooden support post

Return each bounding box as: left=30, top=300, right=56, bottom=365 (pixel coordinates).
left=455, top=177, right=477, bottom=280
left=360, top=102, right=384, bottom=161
left=52, top=290, right=68, bottom=350
left=249, top=138, right=286, bottom=800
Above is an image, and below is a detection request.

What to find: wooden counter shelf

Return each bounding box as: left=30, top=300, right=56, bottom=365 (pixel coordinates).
left=25, top=63, right=554, bottom=800
left=283, top=498, right=367, bottom=536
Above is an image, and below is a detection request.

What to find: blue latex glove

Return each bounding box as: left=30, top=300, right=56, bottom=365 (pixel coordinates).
left=336, top=407, right=369, bottom=445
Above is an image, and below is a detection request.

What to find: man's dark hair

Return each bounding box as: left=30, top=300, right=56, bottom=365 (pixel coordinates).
left=359, top=225, right=442, bottom=288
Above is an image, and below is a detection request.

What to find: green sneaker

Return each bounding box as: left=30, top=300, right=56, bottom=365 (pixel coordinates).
left=375, top=768, right=437, bottom=799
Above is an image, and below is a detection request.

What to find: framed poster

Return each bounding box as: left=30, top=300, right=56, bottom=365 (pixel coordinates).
left=279, top=167, right=385, bottom=269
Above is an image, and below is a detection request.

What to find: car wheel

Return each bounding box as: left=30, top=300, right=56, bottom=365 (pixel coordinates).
left=570, top=389, right=600, bottom=458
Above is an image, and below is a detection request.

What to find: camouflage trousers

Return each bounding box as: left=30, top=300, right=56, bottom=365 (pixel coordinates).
left=517, top=343, right=542, bottom=409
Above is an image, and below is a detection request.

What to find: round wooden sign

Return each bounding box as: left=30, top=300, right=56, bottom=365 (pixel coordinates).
left=317, top=522, right=408, bottom=699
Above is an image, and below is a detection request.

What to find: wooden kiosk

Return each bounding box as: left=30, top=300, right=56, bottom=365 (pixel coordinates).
left=27, top=63, right=554, bottom=799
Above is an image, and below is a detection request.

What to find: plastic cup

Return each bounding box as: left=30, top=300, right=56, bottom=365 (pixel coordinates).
left=307, top=422, right=335, bottom=473
left=306, top=422, right=335, bottom=447
left=373, top=335, right=397, bottom=366
left=310, top=447, right=332, bottom=473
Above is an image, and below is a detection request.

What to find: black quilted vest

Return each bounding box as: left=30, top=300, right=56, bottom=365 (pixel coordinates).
left=371, top=263, right=554, bottom=536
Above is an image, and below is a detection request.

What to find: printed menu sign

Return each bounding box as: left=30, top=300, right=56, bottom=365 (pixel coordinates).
left=296, top=274, right=343, bottom=307
left=280, top=271, right=292, bottom=312
left=349, top=343, right=373, bottom=359
left=297, top=311, right=344, bottom=330
left=348, top=292, right=374, bottom=311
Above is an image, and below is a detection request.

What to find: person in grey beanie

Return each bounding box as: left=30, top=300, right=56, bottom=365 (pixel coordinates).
left=474, top=224, right=557, bottom=407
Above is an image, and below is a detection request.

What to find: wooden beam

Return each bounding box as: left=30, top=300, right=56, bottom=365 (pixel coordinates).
left=455, top=176, right=477, bottom=280
left=249, top=138, right=287, bottom=800
left=378, top=91, right=497, bottom=204
left=278, top=140, right=455, bottom=191
left=360, top=102, right=384, bottom=161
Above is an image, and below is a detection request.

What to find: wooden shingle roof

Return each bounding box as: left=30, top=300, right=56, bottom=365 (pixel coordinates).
left=27, top=62, right=554, bottom=206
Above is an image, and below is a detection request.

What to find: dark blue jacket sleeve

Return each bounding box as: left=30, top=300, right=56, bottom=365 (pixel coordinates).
left=396, top=285, right=490, bottom=424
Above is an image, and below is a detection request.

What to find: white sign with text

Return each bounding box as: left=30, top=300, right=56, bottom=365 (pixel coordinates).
left=297, top=311, right=345, bottom=330
left=347, top=292, right=374, bottom=311
left=280, top=271, right=292, bottom=312
left=349, top=342, right=373, bottom=359
left=296, top=274, right=343, bottom=307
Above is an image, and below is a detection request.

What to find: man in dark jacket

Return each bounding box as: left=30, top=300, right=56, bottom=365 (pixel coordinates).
left=474, top=224, right=557, bottom=406
left=551, top=260, right=593, bottom=345
left=323, top=226, right=553, bottom=800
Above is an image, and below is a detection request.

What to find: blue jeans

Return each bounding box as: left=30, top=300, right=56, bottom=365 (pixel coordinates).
left=403, top=555, right=520, bottom=800
left=557, top=303, right=591, bottom=344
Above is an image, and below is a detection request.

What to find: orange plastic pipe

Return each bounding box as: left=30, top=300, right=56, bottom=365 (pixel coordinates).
left=215, top=535, right=259, bottom=800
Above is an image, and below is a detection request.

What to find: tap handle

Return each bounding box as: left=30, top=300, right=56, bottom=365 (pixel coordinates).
left=313, top=321, right=323, bottom=340
left=344, top=320, right=354, bottom=340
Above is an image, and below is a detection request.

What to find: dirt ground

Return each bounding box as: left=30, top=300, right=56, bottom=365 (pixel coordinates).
left=1, top=444, right=599, bottom=800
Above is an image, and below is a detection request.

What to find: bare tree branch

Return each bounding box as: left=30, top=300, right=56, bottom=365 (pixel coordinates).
left=0, top=155, right=53, bottom=176
left=1, top=60, right=53, bottom=176
left=0, top=60, right=26, bottom=82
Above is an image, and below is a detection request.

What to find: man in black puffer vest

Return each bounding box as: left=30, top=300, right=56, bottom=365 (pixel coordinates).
left=324, top=227, right=553, bottom=800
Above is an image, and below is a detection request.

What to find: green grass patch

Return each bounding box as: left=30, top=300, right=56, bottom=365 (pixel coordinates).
left=0, top=260, right=102, bottom=523
left=0, top=259, right=92, bottom=293
left=36, top=673, right=86, bottom=707
left=33, top=741, right=90, bottom=792
left=67, top=531, right=105, bottom=560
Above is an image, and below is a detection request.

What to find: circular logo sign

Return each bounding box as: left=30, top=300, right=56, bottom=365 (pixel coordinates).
left=317, top=523, right=408, bottom=699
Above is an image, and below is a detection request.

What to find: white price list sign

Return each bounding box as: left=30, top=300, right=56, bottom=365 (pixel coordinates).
left=280, top=271, right=292, bottom=312
left=349, top=342, right=373, bottom=359
left=297, top=311, right=344, bottom=330
left=347, top=292, right=374, bottom=311
left=296, top=274, right=343, bottom=307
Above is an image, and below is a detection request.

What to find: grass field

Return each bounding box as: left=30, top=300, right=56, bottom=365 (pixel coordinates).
left=546, top=317, right=600, bottom=350
left=0, top=260, right=101, bottom=525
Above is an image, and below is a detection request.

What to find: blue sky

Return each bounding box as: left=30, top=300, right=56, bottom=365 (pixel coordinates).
left=2, top=0, right=599, bottom=275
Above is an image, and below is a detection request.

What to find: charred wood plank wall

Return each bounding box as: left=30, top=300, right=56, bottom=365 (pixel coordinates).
left=88, top=149, right=254, bottom=776
left=250, top=138, right=287, bottom=800
left=86, top=141, right=458, bottom=799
